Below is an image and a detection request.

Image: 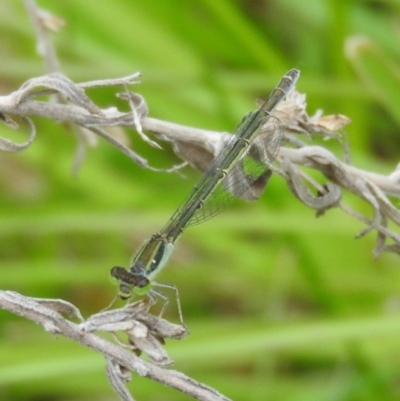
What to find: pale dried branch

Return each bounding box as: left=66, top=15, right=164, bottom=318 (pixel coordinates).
left=1, top=70, right=398, bottom=255
left=279, top=146, right=400, bottom=257
left=0, top=71, right=180, bottom=172
left=0, top=291, right=231, bottom=401
left=24, top=0, right=63, bottom=73
left=139, top=90, right=400, bottom=257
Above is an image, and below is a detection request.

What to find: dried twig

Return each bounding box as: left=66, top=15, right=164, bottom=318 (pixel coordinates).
left=140, top=90, right=399, bottom=258
left=0, top=291, right=233, bottom=401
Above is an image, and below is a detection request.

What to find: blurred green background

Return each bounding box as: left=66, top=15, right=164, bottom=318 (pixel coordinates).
left=0, top=1, right=400, bottom=400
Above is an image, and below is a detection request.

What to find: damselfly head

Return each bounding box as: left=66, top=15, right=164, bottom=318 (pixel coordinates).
left=110, top=265, right=152, bottom=299
left=110, top=266, right=133, bottom=299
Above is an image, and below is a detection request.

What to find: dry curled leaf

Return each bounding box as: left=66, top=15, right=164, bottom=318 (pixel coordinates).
left=82, top=303, right=189, bottom=365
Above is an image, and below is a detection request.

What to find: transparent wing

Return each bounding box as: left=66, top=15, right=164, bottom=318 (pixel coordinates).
left=162, top=69, right=299, bottom=239
left=187, top=116, right=282, bottom=225
left=166, top=116, right=282, bottom=229
left=222, top=115, right=282, bottom=201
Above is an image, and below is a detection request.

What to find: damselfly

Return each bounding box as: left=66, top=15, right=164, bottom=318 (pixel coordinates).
left=111, top=69, right=300, bottom=324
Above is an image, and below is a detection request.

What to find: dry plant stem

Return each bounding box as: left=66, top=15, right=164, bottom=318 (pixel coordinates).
left=24, top=0, right=60, bottom=73
left=106, top=359, right=137, bottom=401
left=0, top=73, right=181, bottom=172
left=280, top=147, right=400, bottom=198
left=278, top=146, right=399, bottom=256
left=142, top=117, right=228, bottom=150
left=0, top=71, right=399, bottom=255
left=0, top=291, right=232, bottom=401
